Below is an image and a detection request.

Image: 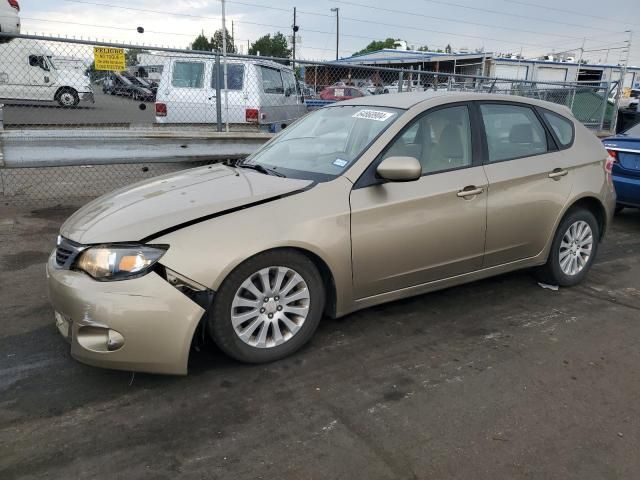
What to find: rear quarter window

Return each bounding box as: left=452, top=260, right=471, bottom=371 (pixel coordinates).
left=541, top=110, right=574, bottom=148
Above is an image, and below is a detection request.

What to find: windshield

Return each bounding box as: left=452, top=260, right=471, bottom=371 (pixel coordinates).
left=244, top=105, right=401, bottom=181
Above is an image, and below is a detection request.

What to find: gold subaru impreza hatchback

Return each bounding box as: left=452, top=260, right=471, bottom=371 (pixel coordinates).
left=47, top=92, right=615, bottom=374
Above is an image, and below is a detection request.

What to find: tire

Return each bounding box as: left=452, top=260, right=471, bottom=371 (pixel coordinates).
left=536, top=209, right=599, bottom=287
left=208, top=249, right=326, bottom=363
left=56, top=88, right=79, bottom=107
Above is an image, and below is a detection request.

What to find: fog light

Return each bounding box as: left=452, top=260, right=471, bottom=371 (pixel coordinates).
left=77, top=326, right=125, bottom=352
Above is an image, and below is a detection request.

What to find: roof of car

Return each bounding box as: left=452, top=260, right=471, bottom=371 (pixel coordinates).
left=337, top=91, right=574, bottom=117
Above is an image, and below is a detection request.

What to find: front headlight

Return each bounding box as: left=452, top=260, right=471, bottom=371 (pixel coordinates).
left=76, top=244, right=168, bottom=281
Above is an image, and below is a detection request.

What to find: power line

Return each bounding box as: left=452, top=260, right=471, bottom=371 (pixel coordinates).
left=500, top=0, right=634, bottom=27
left=416, top=0, right=619, bottom=33
left=333, top=0, right=589, bottom=41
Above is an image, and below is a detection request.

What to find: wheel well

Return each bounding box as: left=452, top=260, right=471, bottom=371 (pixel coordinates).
left=566, top=197, right=606, bottom=240
left=54, top=86, right=77, bottom=99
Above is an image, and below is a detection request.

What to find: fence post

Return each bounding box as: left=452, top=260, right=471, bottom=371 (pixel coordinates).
left=215, top=54, right=223, bottom=133
left=0, top=103, right=4, bottom=132
left=597, top=82, right=609, bottom=133
left=398, top=71, right=403, bottom=93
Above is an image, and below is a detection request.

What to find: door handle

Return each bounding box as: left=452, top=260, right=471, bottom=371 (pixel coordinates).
left=457, top=186, right=484, bottom=198
left=548, top=168, right=568, bottom=179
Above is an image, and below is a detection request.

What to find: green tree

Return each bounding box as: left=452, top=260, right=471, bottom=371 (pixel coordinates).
left=354, top=38, right=402, bottom=55
left=445, top=43, right=452, bottom=54
left=191, top=33, right=212, bottom=51
left=417, top=45, right=430, bottom=52
left=211, top=28, right=236, bottom=53
left=248, top=32, right=291, bottom=58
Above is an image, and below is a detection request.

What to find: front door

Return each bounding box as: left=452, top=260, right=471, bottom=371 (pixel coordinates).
left=350, top=104, right=488, bottom=299
left=478, top=102, right=574, bottom=266
left=27, top=55, right=55, bottom=101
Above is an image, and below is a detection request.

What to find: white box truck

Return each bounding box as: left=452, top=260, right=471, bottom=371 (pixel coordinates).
left=0, top=39, right=94, bottom=107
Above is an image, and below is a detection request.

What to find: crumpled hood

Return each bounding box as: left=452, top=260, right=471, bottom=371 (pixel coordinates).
left=60, top=164, right=311, bottom=244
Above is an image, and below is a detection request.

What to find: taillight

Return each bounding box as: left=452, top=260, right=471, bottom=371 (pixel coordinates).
left=8, top=0, right=19, bottom=11
left=245, top=108, right=259, bottom=123
left=155, top=102, right=167, bottom=117
left=604, top=149, right=617, bottom=174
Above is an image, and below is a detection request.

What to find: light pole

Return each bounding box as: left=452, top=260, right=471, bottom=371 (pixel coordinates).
left=330, top=7, right=339, bottom=61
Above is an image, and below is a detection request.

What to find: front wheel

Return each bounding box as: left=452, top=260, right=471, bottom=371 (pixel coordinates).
left=56, top=88, right=79, bottom=107
left=536, top=209, right=599, bottom=287
left=208, top=250, right=326, bottom=363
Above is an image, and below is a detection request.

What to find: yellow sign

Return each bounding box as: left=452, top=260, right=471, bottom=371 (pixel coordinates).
left=94, top=47, right=125, bottom=71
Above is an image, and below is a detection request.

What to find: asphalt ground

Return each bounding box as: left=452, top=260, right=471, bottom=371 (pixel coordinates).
left=2, top=90, right=155, bottom=127
left=1, top=205, right=640, bottom=479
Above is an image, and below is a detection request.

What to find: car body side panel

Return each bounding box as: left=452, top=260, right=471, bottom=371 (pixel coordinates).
left=155, top=177, right=355, bottom=316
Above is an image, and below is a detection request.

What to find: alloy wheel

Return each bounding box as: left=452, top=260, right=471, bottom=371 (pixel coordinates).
left=231, top=266, right=310, bottom=348
left=559, top=220, right=593, bottom=276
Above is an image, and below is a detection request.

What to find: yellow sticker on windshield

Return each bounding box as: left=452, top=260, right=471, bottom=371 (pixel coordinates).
left=352, top=110, right=395, bottom=121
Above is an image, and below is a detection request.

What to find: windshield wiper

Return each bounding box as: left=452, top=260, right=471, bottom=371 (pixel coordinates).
left=236, top=163, right=286, bottom=177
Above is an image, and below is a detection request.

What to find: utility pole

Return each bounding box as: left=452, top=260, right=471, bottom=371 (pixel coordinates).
left=221, top=0, right=229, bottom=132
left=292, top=7, right=298, bottom=71
left=247, top=39, right=250, bottom=55
left=569, top=38, right=585, bottom=111
left=330, top=7, right=339, bottom=60
left=231, top=20, right=234, bottom=52
left=612, top=30, right=633, bottom=134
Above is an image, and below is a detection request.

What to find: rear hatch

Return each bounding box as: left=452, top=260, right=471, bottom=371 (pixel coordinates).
left=604, top=138, right=640, bottom=178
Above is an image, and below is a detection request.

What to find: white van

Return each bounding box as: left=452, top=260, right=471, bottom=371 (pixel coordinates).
left=0, top=39, right=94, bottom=107
left=155, top=57, right=306, bottom=130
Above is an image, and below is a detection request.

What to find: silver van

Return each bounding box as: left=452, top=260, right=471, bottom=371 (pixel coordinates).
left=155, top=57, right=306, bottom=131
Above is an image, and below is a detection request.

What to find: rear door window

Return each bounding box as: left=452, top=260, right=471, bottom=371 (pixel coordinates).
left=260, top=66, right=284, bottom=94
left=172, top=61, right=205, bottom=88
left=541, top=110, right=574, bottom=148
left=480, top=104, right=548, bottom=162
left=211, top=63, right=245, bottom=90
left=282, top=70, right=297, bottom=96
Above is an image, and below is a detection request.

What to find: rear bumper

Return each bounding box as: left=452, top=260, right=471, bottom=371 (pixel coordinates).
left=613, top=173, right=640, bottom=208
left=46, top=252, right=205, bottom=375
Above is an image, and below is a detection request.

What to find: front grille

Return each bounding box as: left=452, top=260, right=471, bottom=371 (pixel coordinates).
left=55, top=236, right=85, bottom=269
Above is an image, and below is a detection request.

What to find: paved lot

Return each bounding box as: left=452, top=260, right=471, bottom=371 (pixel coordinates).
left=1, top=205, right=640, bottom=479
left=2, top=90, right=155, bottom=127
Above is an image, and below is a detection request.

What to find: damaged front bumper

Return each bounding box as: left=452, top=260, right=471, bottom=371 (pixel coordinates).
left=46, top=251, right=206, bottom=375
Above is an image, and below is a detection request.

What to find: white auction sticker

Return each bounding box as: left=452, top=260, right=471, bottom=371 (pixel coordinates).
left=333, top=158, right=348, bottom=167
left=352, top=109, right=395, bottom=121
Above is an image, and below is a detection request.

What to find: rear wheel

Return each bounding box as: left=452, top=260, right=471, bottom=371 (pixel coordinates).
left=536, top=209, right=599, bottom=287
left=208, top=250, right=325, bottom=363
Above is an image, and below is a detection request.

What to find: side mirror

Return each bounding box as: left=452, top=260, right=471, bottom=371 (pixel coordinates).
left=376, top=156, right=422, bottom=182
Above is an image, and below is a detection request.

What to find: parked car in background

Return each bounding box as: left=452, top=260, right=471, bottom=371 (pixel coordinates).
left=0, top=0, right=20, bottom=42
left=319, top=85, right=370, bottom=101
left=299, top=82, right=316, bottom=100
left=603, top=121, right=640, bottom=211
left=0, top=39, right=94, bottom=106
left=47, top=92, right=614, bottom=375
left=102, top=71, right=154, bottom=101
left=386, top=80, right=426, bottom=94
left=155, top=57, right=305, bottom=130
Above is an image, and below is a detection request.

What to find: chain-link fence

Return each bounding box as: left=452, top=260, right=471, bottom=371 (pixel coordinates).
left=0, top=33, right=619, bottom=208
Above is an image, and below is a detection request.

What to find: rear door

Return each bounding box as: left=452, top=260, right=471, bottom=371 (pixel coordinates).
left=478, top=102, right=573, bottom=267
left=166, top=59, right=210, bottom=123
left=212, top=62, right=246, bottom=124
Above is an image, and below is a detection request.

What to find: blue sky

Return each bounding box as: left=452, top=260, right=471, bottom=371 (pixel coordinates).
left=19, top=0, right=638, bottom=64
